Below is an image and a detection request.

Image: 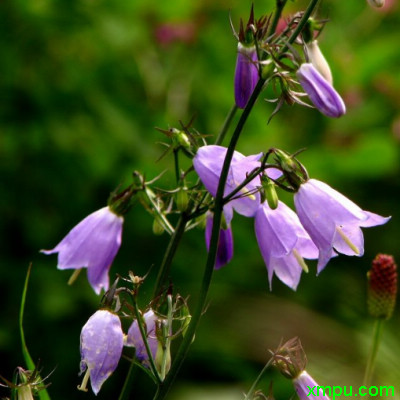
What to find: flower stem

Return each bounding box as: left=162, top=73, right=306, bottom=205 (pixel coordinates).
left=153, top=66, right=267, bottom=400
left=153, top=214, right=189, bottom=297
left=267, top=0, right=288, bottom=38
left=363, top=318, right=384, bottom=387
left=151, top=2, right=321, bottom=398
left=244, top=358, right=273, bottom=400
left=215, top=104, right=238, bottom=145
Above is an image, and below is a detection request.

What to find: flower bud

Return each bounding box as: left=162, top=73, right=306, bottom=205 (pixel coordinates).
left=152, top=218, right=165, bottom=235
left=305, top=40, right=333, bottom=84
left=367, top=254, right=397, bottom=320
left=261, top=175, right=278, bottom=210
left=297, top=63, right=346, bottom=118
left=234, top=43, right=259, bottom=109
left=175, top=186, right=189, bottom=212
left=272, top=337, right=307, bottom=379
left=367, top=0, right=385, bottom=7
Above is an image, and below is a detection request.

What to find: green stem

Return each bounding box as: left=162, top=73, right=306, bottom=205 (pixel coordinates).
left=151, top=2, right=320, bottom=398
left=244, top=358, right=273, bottom=400
left=215, top=104, right=238, bottom=145
left=118, top=359, right=137, bottom=400
left=173, top=149, right=180, bottom=184
left=133, top=302, right=162, bottom=384
left=279, top=0, right=320, bottom=56
left=153, top=215, right=188, bottom=297
left=153, top=68, right=267, bottom=400
left=267, top=0, right=288, bottom=39
left=363, top=319, right=384, bottom=387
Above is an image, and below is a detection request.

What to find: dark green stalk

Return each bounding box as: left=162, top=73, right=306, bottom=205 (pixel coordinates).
left=173, top=149, right=180, bottom=184
left=215, top=104, right=238, bottom=145
left=363, top=319, right=384, bottom=387
left=153, top=75, right=266, bottom=400
left=153, top=215, right=188, bottom=298
left=267, top=0, right=288, bottom=39
left=151, top=2, right=320, bottom=398
left=279, top=0, right=320, bottom=56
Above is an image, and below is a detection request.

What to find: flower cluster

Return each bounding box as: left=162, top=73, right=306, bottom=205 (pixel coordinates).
left=79, top=308, right=169, bottom=395
left=194, top=145, right=389, bottom=290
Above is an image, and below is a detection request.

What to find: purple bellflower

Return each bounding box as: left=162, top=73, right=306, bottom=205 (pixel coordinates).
left=294, top=179, right=390, bottom=273
left=125, top=310, right=159, bottom=368
left=193, top=145, right=264, bottom=218
left=234, top=43, right=259, bottom=109
left=297, top=63, right=346, bottom=118
left=293, top=371, right=331, bottom=400
left=205, top=211, right=234, bottom=269
left=42, top=206, right=123, bottom=295
left=79, top=310, right=124, bottom=395
left=255, top=201, right=318, bottom=290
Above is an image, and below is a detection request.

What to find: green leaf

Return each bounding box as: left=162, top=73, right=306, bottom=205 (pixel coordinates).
left=19, top=264, right=51, bottom=400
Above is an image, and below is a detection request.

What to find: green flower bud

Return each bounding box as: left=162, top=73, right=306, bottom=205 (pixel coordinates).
left=261, top=176, right=278, bottom=210
left=175, top=186, right=189, bottom=212
left=152, top=218, right=165, bottom=235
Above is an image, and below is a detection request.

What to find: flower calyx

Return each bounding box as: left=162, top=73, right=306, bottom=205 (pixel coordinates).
left=271, top=148, right=308, bottom=191
left=271, top=337, right=307, bottom=380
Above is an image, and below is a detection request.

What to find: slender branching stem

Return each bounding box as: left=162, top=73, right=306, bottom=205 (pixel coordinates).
left=151, top=2, right=320, bottom=398
left=363, top=318, right=384, bottom=387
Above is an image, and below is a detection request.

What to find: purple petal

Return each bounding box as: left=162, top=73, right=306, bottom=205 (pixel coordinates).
left=193, top=145, right=262, bottom=217
left=125, top=310, right=158, bottom=366
left=293, top=371, right=331, bottom=400
left=234, top=44, right=259, bottom=109
left=42, top=207, right=123, bottom=294
left=80, top=310, right=123, bottom=395
left=205, top=211, right=234, bottom=269
left=255, top=201, right=318, bottom=290
left=297, top=63, right=346, bottom=118
left=294, top=178, right=390, bottom=273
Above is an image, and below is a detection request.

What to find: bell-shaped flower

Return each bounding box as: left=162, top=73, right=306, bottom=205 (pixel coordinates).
left=293, top=371, right=331, bottom=400
left=125, top=310, right=160, bottom=368
left=255, top=201, right=318, bottom=290
left=193, top=145, right=266, bottom=218
left=41, top=206, right=123, bottom=294
left=205, top=211, right=234, bottom=269
left=297, top=63, right=346, bottom=118
left=234, top=43, right=259, bottom=109
left=79, top=309, right=124, bottom=395
left=294, top=179, right=390, bottom=273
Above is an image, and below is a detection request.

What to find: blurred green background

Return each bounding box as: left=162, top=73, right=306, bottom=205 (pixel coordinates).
left=1, top=0, right=399, bottom=399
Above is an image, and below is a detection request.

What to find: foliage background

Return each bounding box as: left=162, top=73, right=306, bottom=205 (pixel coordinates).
left=0, top=0, right=399, bottom=399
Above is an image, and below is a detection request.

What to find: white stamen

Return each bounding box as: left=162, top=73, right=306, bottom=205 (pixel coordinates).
left=293, top=249, right=309, bottom=273
left=336, top=226, right=360, bottom=254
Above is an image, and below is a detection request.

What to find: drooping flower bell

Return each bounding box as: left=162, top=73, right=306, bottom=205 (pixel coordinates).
left=125, top=310, right=163, bottom=369
left=297, top=63, right=346, bottom=118
left=193, top=145, right=264, bottom=218
left=293, top=371, right=332, bottom=400
left=41, top=206, right=124, bottom=294
left=294, top=179, right=390, bottom=272
left=254, top=201, right=318, bottom=290
left=79, top=309, right=124, bottom=395
left=205, top=211, right=234, bottom=269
